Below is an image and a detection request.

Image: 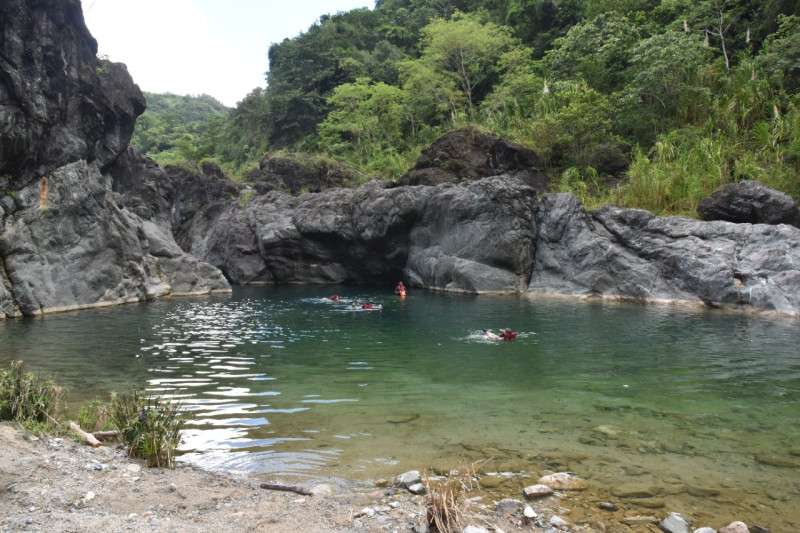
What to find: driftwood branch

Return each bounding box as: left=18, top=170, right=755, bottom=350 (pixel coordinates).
left=260, top=483, right=313, bottom=496
left=92, top=430, right=120, bottom=440
left=69, top=421, right=102, bottom=448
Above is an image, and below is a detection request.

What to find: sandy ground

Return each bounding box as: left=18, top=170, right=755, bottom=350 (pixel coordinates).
left=0, top=423, right=569, bottom=533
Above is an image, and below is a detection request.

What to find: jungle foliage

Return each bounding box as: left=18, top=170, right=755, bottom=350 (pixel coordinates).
left=131, top=0, right=800, bottom=216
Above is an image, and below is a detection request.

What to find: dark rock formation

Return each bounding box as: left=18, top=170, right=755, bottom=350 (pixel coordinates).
left=0, top=0, right=143, bottom=186
left=0, top=0, right=229, bottom=317
left=164, top=162, right=240, bottom=227
left=397, top=127, right=550, bottom=193
left=178, top=177, right=537, bottom=292
left=697, top=181, right=800, bottom=227
left=530, top=194, right=800, bottom=315
left=176, top=177, right=800, bottom=315
left=247, top=153, right=359, bottom=195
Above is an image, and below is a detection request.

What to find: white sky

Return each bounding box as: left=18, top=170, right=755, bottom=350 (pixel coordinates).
left=81, top=0, right=373, bottom=107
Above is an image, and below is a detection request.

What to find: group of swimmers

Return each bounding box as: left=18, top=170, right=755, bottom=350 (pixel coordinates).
left=327, top=294, right=381, bottom=309
left=328, top=281, right=518, bottom=340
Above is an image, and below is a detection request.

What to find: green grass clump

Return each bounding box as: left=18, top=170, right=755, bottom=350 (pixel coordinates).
left=77, top=396, right=113, bottom=433
left=107, top=389, right=185, bottom=468
left=0, top=361, right=64, bottom=430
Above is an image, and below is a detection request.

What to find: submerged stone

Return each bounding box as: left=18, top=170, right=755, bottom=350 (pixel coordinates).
left=537, top=472, right=588, bottom=490
left=754, top=454, right=800, bottom=467
left=658, top=512, right=692, bottom=533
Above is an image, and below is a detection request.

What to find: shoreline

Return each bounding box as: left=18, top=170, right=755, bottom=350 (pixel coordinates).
left=1, top=423, right=781, bottom=533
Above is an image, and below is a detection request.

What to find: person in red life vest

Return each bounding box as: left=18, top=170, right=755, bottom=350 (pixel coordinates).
left=362, top=302, right=373, bottom=309
left=330, top=295, right=340, bottom=301
left=395, top=281, right=406, bottom=296
left=484, top=328, right=517, bottom=340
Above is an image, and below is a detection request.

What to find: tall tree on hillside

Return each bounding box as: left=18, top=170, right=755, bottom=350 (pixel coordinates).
left=697, top=0, right=740, bottom=69
left=411, top=12, right=516, bottom=120
left=621, top=30, right=713, bottom=140
left=546, top=12, right=641, bottom=93
left=502, top=0, right=586, bottom=57
left=758, top=14, right=800, bottom=91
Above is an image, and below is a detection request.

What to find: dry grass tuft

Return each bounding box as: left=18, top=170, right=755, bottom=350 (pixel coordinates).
left=424, top=460, right=483, bottom=533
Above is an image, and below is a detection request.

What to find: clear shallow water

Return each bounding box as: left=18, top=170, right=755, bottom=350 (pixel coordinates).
left=2, top=286, right=799, bottom=529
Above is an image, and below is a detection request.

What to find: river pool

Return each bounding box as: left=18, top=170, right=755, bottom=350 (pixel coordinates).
left=1, top=285, right=798, bottom=529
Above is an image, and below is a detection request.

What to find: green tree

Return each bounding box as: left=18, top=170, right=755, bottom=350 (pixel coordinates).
left=480, top=45, right=545, bottom=130
left=547, top=12, right=642, bottom=93
left=318, top=78, right=409, bottom=156
left=413, top=12, right=516, bottom=120
left=620, top=30, right=713, bottom=141
left=502, top=0, right=585, bottom=57
left=758, top=14, right=800, bottom=91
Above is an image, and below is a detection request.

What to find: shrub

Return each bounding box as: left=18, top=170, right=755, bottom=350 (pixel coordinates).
left=0, top=361, right=64, bottom=428
left=77, top=396, right=112, bottom=433
left=107, top=388, right=184, bottom=468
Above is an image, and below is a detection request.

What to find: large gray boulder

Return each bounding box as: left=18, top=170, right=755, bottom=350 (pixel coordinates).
left=247, top=153, right=359, bottom=195
left=397, top=127, right=550, bottom=194
left=530, top=193, right=800, bottom=315
left=698, top=181, right=800, bottom=227
left=0, top=0, right=229, bottom=317
left=0, top=0, right=143, bottom=186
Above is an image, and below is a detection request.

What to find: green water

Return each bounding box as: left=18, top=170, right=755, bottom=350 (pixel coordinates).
left=2, top=286, right=799, bottom=529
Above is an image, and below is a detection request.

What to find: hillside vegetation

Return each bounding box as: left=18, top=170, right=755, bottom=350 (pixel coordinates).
left=131, top=0, right=800, bottom=216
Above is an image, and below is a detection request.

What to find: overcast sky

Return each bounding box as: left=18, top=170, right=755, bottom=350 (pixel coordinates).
left=81, top=0, right=373, bottom=107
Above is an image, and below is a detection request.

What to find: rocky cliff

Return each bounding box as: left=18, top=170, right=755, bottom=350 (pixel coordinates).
left=175, top=168, right=800, bottom=316
left=0, top=0, right=229, bottom=318
left=2, top=1, right=798, bottom=319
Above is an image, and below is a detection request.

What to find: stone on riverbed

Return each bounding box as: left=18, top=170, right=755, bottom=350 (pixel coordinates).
left=610, top=483, right=661, bottom=498
left=536, top=472, right=588, bottom=490
left=496, top=498, right=521, bottom=516
left=754, top=453, right=800, bottom=467
left=622, top=515, right=659, bottom=525
left=407, top=482, right=426, bottom=495
left=658, top=512, right=692, bottom=533
left=522, top=484, right=554, bottom=499
left=719, top=521, right=749, bottom=533
left=393, top=470, right=422, bottom=488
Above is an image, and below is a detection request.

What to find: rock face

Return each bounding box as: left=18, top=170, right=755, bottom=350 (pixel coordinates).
left=177, top=177, right=538, bottom=293
left=247, top=153, right=359, bottom=195
left=177, top=182, right=800, bottom=316
left=697, top=180, right=800, bottom=227
left=0, top=0, right=229, bottom=317
left=530, top=194, right=800, bottom=315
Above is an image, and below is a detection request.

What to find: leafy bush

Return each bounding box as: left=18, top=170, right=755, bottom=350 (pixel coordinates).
left=0, top=361, right=64, bottom=428
left=107, top=389, right=184, bottom=468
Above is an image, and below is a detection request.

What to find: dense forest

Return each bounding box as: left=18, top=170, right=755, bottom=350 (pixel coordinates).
left=131, top=0, right=800, bottom=216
